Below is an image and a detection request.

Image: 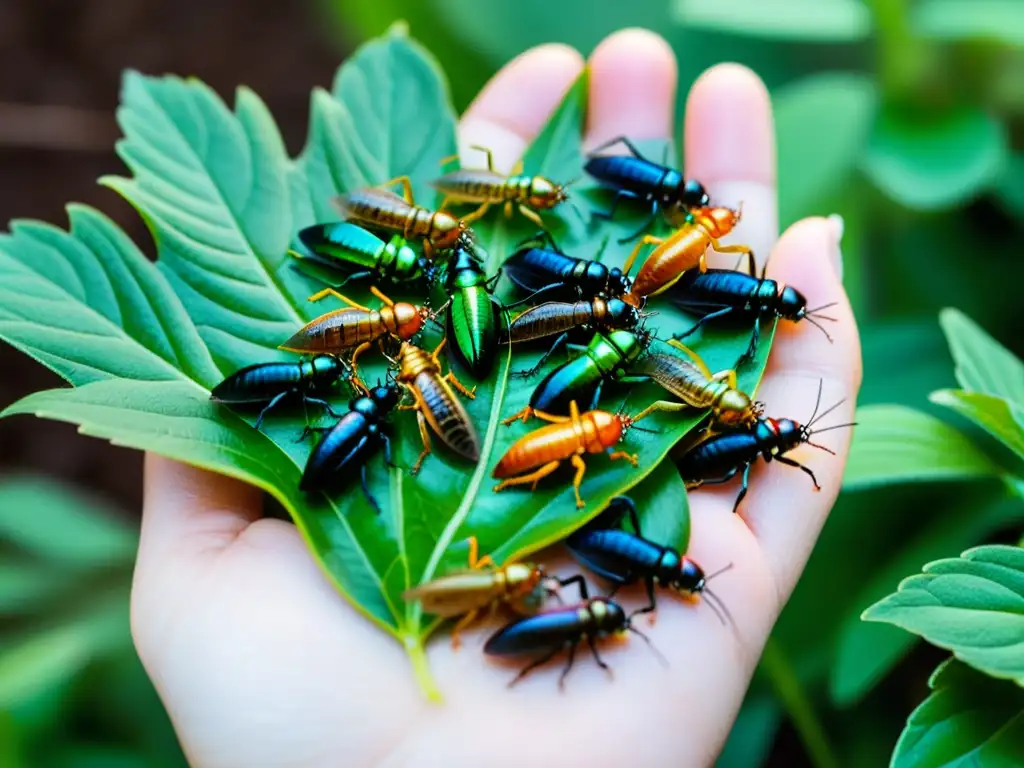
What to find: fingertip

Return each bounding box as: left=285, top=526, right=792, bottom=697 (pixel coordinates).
left=684, top=63, right=775, bottom=187
left=460, top=43, right=584, bottom=171
left=585, top=28, right=678, bottom=147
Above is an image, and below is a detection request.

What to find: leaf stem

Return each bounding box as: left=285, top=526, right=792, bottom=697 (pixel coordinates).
left=760, top=638, right=840, bottom=768
left=405, top=634, right=442, bottom=702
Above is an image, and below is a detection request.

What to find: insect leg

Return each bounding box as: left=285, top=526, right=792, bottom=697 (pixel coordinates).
left=492, top=460, right=562, bottom=494
left=711, top=369, right=740, bottom=390
left=590, top=190, right=634, bottom=224
left=294, top=424, right=330, bottom=443
left=508, top=646, right=562, bottom=688
left=586, top=636, right=611, bottom=675
left=775, top=455, right=822, bottom=491
left=449, top=609, right=480, bottom=651
left=617, top=203, right=659, bottom=244
left=570, top=454, right=589, bottom=508
left=631, top=577, right=658, bottom=623
left=741, top=320, right=761, bottom=364
left=348, top=342, right=373, bottom=388
left=606, top=450, right=639, bottom=467
left=381, top=175, right=416, bottom=204
left=513, top=332, right=570, bottom=379
left=672, top=307, right=735, bottom=341
left=410, top=408, right=433, bottom=475
left=468, top=144, right=497, bottom=172
left=332, top=270, right=375, bottom=289
left=467, top=536, right=494, bottom=570
left=558, top=641, right=579, bottom=690
left=622, top=234, right=664, bottom=275
left=303, top=396, right=342, bottom=418
left=253, top=391, right=291, bottom=431
left=517, top=205, right=546, bottom=230
left=460, top=202, right=492, bottom=225
left=444, top=370, right=477, bottom=399
left=380, top=432, right=397, bottom=468
left=733, top=463, right=752, bottom=514
left=360, top=464, right=383, bottom=515
left=307, top=288, right=371, bottom=310
left=557, top=574, right=589, bottom=601
left=708, top=239, right=756, bottom=277
left=588, top=135, right=649, bottom=158
left=631, top=400, right=688, bottom=424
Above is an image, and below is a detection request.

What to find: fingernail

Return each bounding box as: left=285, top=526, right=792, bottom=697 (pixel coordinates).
left=827, top=213, right=844, bottom=281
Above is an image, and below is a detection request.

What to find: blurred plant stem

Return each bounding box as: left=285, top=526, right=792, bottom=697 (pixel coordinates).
left=760, top=638, right=840, bottom=768
left=867, top=0, right=931, bottom=100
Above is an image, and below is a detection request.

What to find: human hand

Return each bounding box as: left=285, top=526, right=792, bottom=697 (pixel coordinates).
left=130, top=29, right=862, bottom=767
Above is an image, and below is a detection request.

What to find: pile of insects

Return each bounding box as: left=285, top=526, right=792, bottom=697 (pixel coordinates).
left=211, top=139, right=848, bottom=687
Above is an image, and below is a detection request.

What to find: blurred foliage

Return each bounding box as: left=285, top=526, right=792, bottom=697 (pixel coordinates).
left=323, top=1, right=1024, bottom=766
left=0, top=477, right=185, bottom=767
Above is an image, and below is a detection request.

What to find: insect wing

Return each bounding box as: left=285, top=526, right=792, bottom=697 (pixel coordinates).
left=403, top=571, right=497, bottom=617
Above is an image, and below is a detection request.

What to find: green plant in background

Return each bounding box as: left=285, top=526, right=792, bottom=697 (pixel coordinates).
left=0, top=478, right=185, bottom=767
left=0, top=26, right=773, bottom=698
left=326, top=2, right=1024, bottom=764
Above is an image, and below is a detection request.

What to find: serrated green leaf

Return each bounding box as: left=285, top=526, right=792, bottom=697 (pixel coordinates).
left=939, top=309, right=1024, bottom=407
left=0, top=34, right=775, bottom=695
left=0, top=478, right=134, bottom=567
left=914, top=0, right=1024, bottom=47
left=832, top=497, right=1024, bottom=706
left=843, top=405, right=1001, bottom=490
left=774, top=73, right=877, bottom=225
left=863, top=106, right=1008, bottom=210
left=892, top=659, right=1024, bottom=768
left=672, top=0, right=871, bottom=41
left=930, top=390, right=1024, bottom=461
left=863, top=545, right=1024, bottom=685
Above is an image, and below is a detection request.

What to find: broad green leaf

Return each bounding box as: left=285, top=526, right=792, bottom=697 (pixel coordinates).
left=892, top=659, right=1024, bottom=767
left=914, top=0, right=1024, bottom=47
left=863, top=106, right=1009, bottom=210
left=863, top=545, right=1024, bottom=685
left=774, top=73, right=877, bottom=225
left=0, top=560, right=70, bottom=613
left=0, top=593, right=128, bottom=710
left=939, top=309, right=1024, bottom=407
left=293, top=25, right=458, bottom=227
left=672, top=0, right=871, bottom=41
left=0, top=477, right=134, bottom=566
left=631, top=462, right=690, bottom=554
left=843, top=405, right=1001, bottom=490
left=832, top=497, right=1024, bottom=705
left=996, top=153, right=1024, bottom=220
left=0, top=31, right=775, bottom=695
left=930, top=390, right=1024, bottom=461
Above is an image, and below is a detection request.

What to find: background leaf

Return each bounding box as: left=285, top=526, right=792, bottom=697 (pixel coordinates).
left=774, top=73, right=877, bottom=225
left=842, top=404, right=1001, bottom=490
left=892, top=659, right=1024, bottom=767
left=863, top=545, right=1024, bottom=685
left=671, top=0, right=871, bottom=42
left=930, top=390, right=1024, bottom=461
left=862, top=106, right=1008, bottom=210
left=831, top=495, right=1024, bottom=705
left=914, top=0, right=1024, bottom=47
left=938, top=308, right=1024, bottom=406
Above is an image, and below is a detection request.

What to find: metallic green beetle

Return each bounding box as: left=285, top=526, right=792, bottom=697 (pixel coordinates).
left=503, top=328, right=651, bottom=423
left=442, top=236, right=503, bottom=379
left=292, top=222, right=432, bottom=289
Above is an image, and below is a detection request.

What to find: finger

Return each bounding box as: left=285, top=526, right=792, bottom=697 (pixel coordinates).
left=684, top=63, right=777, bottom=268
left=136, top=453, right=263, bottom=567
left=459, top=43, right=584, bottom=172
left=584, top=28, right=678, bottom=149
left=698, top=216, right=861, bottom=598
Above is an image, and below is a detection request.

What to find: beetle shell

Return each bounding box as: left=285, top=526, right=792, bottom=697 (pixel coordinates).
left=484, top=597, right=627, bottom=656
left=210, top=357, right=343, bottom=403
left=300, top=411, right=378, bottom=492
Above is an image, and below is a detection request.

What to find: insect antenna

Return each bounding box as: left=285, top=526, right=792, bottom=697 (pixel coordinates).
left=811, top=421, right=857, bottom=436
left=806, top=380, right=824, bottom=426
left=704, top=562, right=734, bottom=582
left=808, top=397, right=846, bottom=428
left=805, top=315, right=835, bottom=343
left=805, top=441, right=837, bottom=455
left=703, top=588, right=734, bottom=628
left=627, top=623, right=670, bottom=668
left=806, top=300, right=839, bottom=315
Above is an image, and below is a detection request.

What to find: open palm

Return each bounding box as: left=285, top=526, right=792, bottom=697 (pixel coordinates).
left=131, top=29, right=862, bottom=767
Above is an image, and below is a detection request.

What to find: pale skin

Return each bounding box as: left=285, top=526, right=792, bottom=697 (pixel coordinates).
left=131, top=30, right=862, bottom=767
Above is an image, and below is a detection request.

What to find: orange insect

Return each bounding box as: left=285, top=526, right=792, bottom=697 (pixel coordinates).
left=333, top=176, right=468, bottom=258
left=278, top=286, right=434, bottom=376
left=492, top=400, right=639, bottom=509
left=621, top=206, right=755, bottom=307
left=402, top=536, right=558, bottom=649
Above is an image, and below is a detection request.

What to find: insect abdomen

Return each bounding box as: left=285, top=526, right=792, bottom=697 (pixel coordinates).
left=637, top=353, right=713, bottom=408
left=416, top=373, right=480, bottom=461
left=300, top=413, right=373, bottom=491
